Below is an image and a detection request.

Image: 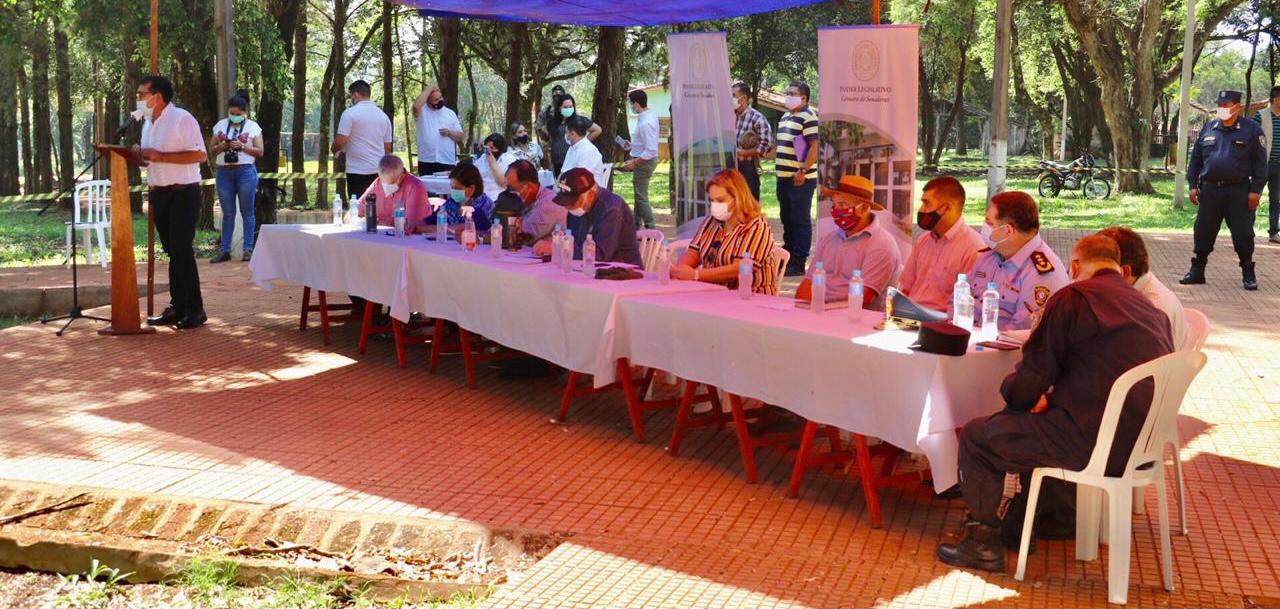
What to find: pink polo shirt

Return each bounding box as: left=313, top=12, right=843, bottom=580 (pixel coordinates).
left=899, top=217, right=986, bottom=311
left=359, top=174, right=432, bottom=234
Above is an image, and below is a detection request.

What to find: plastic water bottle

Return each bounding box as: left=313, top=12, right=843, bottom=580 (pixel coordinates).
left=811, top=261, right=827, bottom=314
left=737, top=253, right=753, bottom=300
left=953, top=273, right=974, bottom=332
left=656, top=240, right=671, bottom=285
left=582, top=234, right=597, bottom=278
left=393, top=205, right=406, bottom=238
left=848, top=269, right=864, bottom=323
left=490, top=223, right=503, bottom=258
left=980, top=281, right=1001, bottom=341
left=350, top=195, right=360, bottom=226
left=560, top=229, right=574, bottom=273
left=461, top=215, right=477, bottom=251
left=434, top=207, right=447, bottom=243
left=331, top=194, right=342, bottom=225
left=550, top=224, right=563, bottom=267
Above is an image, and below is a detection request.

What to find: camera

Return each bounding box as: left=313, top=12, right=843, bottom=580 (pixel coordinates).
left=223, top=149, right=240, bottom=164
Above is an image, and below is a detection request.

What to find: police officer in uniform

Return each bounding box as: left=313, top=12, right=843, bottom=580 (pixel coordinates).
left=1182, top=90, right=1267, bottom=291
left=966, top=191, right=1070, bottom=331
left=937, top=235, right=1174, bottom=572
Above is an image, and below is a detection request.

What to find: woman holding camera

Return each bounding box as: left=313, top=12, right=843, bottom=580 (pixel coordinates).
left=209, top=90, right=263, bottom=263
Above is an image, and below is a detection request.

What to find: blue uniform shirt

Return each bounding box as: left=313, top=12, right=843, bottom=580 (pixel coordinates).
left=967, top=233, right=1070, bottom=331
left=1187, top=118, right=1267, bottom=193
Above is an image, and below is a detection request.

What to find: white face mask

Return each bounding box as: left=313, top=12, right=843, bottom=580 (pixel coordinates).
left=709, top=201, right=731, bottom=221
left=136, top=98, right=153, bottom=121
left=380, top=178, right=399, bottom=197
left=785, top=95, right=803, bottom=110
left=1215, top=107, right=1234, bottom=121
left=567, top=206, right=587, bottom=217
left=980, top=223, right=1009, bottom=248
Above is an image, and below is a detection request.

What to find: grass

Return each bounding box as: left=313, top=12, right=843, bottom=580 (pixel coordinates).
left=0, top=315, right=37, bottom=329
left=54, top=559, right=133, bottom=609
left=0, top=204, right=220, bottom=267
left=173, top=556, right=240, bottom=606
left=955, top=176, right=1202, bottom=233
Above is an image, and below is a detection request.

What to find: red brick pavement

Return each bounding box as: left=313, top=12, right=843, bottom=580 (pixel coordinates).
left=0, top=228, right=1277, bottom=608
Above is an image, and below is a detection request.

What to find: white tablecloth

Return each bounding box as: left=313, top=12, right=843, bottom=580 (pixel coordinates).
left=418, top=175, right=452, bottom=195
left=249, top=224, right=407, bottom=308
left=615, top=291, right=1022, bottom=489
left=393, top=241, right=724, bottom=386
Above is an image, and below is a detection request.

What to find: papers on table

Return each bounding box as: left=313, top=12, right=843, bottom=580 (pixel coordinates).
left=497, top=252, right=544, bottom=265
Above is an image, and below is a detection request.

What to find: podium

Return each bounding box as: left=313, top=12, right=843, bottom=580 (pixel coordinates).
left=92, top=145, right=155, bottom=336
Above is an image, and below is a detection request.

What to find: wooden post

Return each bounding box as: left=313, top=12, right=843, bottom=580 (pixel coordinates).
left=96, top=145, right=154, bottom=336
left=146, top=0, right=158, bottom=316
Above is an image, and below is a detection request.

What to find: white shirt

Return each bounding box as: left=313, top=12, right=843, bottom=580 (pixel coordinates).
left=210, top=117, right=262, bottom=166
left=476, top=150, right=518, bottom=201
left=1134, top=273, right=1189, bottom=350
left=336, top=100, right=393, bottom=175
left=414, top=105, right=462, bottom=166
left=561, top=137, right=605, bottom=185
left=140, top=105, right=206, bottom=187
left=630, top=109, right=659, bottom=160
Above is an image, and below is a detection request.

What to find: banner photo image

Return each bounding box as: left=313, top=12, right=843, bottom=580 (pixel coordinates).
left=667, top=32, right=736, bottom=226
left=817, top=25, right=920, bottom=248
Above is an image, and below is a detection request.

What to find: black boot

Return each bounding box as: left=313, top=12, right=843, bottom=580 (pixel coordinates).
left=937, top=517, right=1006, bottom=572
left=1180, top=257, right=1207, bottom=285
left=1242, top=261, right=1258, bottom=291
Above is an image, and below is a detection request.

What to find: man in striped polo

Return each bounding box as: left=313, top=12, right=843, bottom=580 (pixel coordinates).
left=1253, top=85, right=1280, bottom=243
left=775, top=81, right=821, bottom=275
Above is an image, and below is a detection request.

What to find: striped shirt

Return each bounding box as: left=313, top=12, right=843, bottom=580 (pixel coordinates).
left=734, top=106, right=773, bottom=168
left=688, top=214, right=779, bottom=295
left=1271, top=114, right=1280, bottom=161
left=775, top=106, right=819, bottom=179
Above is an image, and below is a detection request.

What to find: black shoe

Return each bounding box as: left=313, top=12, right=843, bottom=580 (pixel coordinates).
left=210, top=252, right=231, bottom=264
left=1242, top=261, right=1258, bottom=291
left=175, top=310, right=207, bottom=329
left=147, top=307, right=182, bottom=326
left=241, top=250, right=253, bottom=262
left=1179, top=257, right=1207, bottom=285
left=936, top=517, right=1006, bottom=572
left=784, top=264, right=807, bottom=277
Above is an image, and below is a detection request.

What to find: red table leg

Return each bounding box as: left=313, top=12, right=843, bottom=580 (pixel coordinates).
left=299, top=286, right=311, bottom=331
left=727, top=393, right=759, bottom=483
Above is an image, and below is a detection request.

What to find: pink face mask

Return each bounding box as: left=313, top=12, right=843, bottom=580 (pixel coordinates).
left=831, top=205, right=864, bottom=232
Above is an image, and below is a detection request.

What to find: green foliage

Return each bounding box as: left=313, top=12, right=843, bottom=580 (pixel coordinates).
left=268, top=572, right=345, bottom=609
left=174, top=555, right=240, bottom=606
left=54, top=559, right=133, bottom=609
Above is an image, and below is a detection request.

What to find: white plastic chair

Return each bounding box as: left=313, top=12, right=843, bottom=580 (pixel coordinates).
left=772, top=245, right=791, bottom=279
left=1135, top=306, right=1209, bottom=534
left=636, top=229, right=666, bottom=272
left=65, top=180, right=112, bottom=267
left=599, top=164, right=614, bottom=190
left=1014, top=350, right=1207, bottom=605
left=668, top=238, right=691, bottom=263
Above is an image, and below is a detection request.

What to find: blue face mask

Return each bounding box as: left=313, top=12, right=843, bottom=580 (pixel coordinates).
left=228, top=114, right=245, bottom=124
left=450, top=188, right=467, bottom=202
left=560, top=107, right=575, bottom=118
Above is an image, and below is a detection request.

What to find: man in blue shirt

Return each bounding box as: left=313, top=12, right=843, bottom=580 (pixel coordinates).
left=1184, top=89, right=1267, bottom=290
left=537, top=168, right=643, bottom=267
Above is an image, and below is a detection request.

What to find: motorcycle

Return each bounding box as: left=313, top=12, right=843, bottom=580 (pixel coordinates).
left=1038, top=158, right=1112, bottom=200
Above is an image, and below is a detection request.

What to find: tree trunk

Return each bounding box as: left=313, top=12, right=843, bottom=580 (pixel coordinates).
left=463, top=52, right=478, bottom=148
left=0, top=59, right=18, bottom=195
left=31, top=17, right=54, bottom=194
left=54, top=20, right=74, bottom=195
left=317, top=45, right=334, bottom=205
left=291, top=1, right=308, bottom=206
left=257, top=0, right=302, bottom=228
left=332, top=0, right=348, bottom=179
left=17, top=66, right=33, bottom=194
left=919, top=56, right=937, bottom=171
left=381, top=1, right=394, bottom=121
left=438, top=18, right=462, bottom=108
left=1246, top=28, right=1259, bottom=108
left=505, top=23, right=528, bottom=135
left=396, top=13, right=414, bottom=162
left=955, top=102, right=968, bottom=156
left=591, top=26, right=626, bottom=171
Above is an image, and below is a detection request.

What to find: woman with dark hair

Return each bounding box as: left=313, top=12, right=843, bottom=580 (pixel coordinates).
left=509, top=122, right=543, bottom=166
left=547, top=93, right=602, bottom=175
left=209, top=89, right=263, bottom=263
left=476, top=132, right=518, bottom=201
left=426, top=163, right=495, bottom=234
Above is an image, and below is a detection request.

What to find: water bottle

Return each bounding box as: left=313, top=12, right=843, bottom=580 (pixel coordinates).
left=980, top=281, right=1001, bottom=342
left=364, top=195, right=377, bottom=234
left=393, top=205, right=406, bottom=238
left=582, top=234, right=597, bottom=278
left=350, top=195, right=361, bottom=227
left=811, top=261, right=827, bottom=314
left=848, top=269, right=864, bottom=323
left=952, top=273, right=974, bottom=332
left=461, top=214, right=477, bottom=251
left=550, top=224, right=563, bottom=267
left=490, top=223, right=503, bottom=258
left=737, top=253, right=753, bottom=300
left=560, top=229, right=574, bottom=273
left=434, top=207, right=447, bottom=243
left=331, top=194, right=342, bottom=225
left=656, top=240, right=671, bottom=285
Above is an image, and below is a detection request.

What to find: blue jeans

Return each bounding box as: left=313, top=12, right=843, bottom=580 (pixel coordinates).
left=777, top=176, right=816, bottom=269
left=1267, top=160, right=1280, bottom=236
left=216, top=165, right=259, bottom=254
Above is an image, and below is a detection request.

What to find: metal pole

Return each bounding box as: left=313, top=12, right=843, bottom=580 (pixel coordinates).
left=987, top=0, right=1012, bottom=201
left=1173, top=0, right=1197, bottom=208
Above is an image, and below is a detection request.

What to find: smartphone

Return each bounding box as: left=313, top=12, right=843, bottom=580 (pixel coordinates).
left=614, top=135, right=627, bottom=147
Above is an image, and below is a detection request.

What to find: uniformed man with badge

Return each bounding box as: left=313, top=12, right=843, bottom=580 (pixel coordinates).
left=966, top=191, right=1070, bottom=331
left=1182, top=89, right=1267, bottom=291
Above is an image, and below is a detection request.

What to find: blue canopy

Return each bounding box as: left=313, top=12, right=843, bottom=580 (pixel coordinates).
left=400, top=0, right=828, bottom=27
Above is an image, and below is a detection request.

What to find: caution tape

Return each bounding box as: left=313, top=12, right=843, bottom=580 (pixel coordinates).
left=930, top=164, right=1177, bottom=175
left=0, top=172, right=347, bottom=204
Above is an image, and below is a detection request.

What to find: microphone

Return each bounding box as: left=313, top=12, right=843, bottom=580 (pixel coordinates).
left=112, top=109, right=146, bottom=142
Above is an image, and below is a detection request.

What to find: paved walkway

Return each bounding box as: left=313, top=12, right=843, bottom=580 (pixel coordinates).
left=0, top=227, right=1277, bottom=607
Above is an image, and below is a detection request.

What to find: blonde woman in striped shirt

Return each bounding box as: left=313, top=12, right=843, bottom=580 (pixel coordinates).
left=670, top=169, right=779, bottom=295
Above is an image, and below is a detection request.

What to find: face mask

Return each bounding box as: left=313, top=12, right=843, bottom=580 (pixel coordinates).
left=516, top=134, right=529, bottom=144
left=981, top=223, right=1009, bottom=248
left=450, top=188, right=467, bottom=202
left=785, top=95, right=803, bottom=110
left=380, top=175, right=400, bottom=196
left=228, top=114, right=245, bottom=124
left=567, top=206, right=587, bottom=217
left=1215, top=107, right=1234, bottom=121
left=136, top=98, right=153, bottom=121
left=709, top=201, right=731, bottom=221
left=831, top=205, right=863, bottom=232
left=916, top=207, right=942, bottom=231
left=431, top=99, right=445, bottom=110
left=561, top=107, right=575, bottom=118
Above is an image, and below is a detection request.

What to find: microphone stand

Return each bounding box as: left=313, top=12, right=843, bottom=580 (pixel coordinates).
left=38, top=119, right=137, bottom=336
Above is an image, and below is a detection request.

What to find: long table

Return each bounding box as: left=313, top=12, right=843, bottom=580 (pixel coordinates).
left=250, top=225, right=1019, bottom=488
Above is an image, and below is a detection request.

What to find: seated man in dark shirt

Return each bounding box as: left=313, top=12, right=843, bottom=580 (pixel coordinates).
left=534, top=167, right=643, bottom=267
left=937, top=234, right=1174, bottom=572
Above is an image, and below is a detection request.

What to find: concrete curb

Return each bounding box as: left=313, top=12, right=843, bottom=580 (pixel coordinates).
left=0, top=284, right=168, bottom=318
